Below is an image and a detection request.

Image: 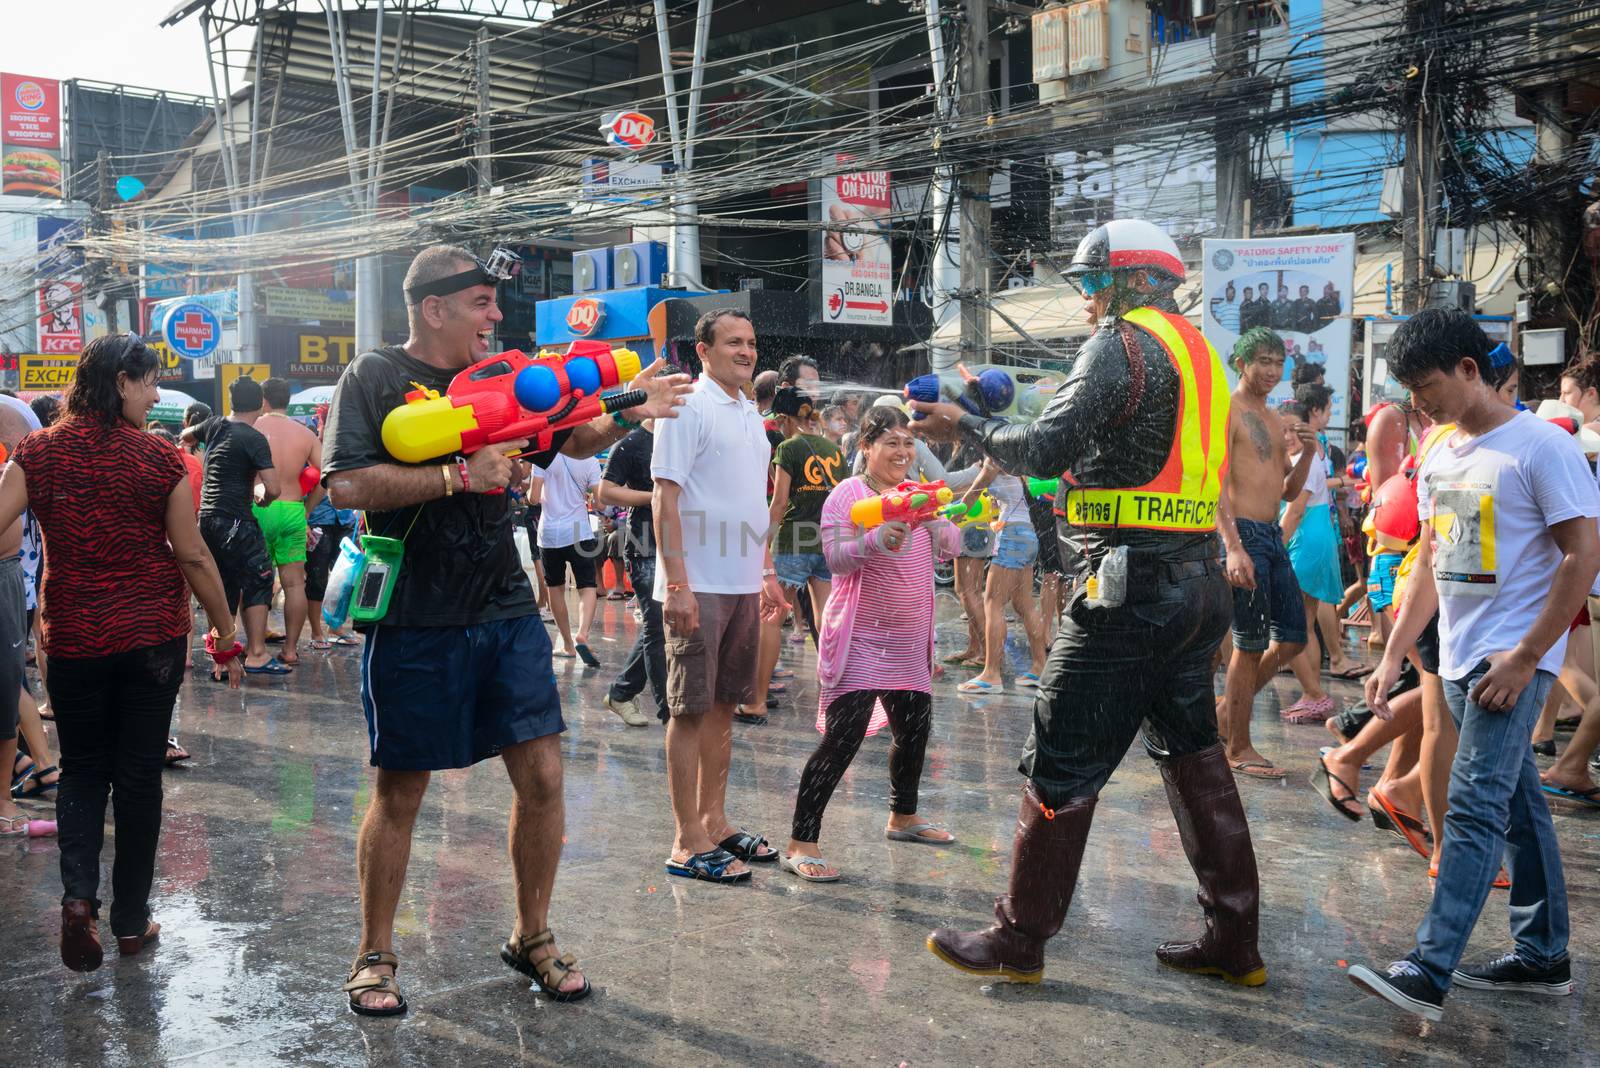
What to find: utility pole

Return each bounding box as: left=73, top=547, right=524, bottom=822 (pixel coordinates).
left=474, top=26, right=492, bottom=197
left=955, top=0, right=991, bottom=369
left=1213, top=0, right=1250, bottom=239
left=1399, top=0, right=1442, bottom=314
left=93, top=149, right=119, bottom=333
left=925, top=0, right=959, bottom=373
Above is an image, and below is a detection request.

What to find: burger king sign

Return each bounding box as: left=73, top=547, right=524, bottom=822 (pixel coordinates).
left=1, top=73, right=62, bottom=199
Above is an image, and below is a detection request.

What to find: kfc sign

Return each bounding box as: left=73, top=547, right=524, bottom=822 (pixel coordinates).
left=601, top=111, right=656, bottom=152
left=566, top=298, right=605, bottom=336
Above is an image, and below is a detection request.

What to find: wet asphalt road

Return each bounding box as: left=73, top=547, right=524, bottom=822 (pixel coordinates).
left=2, top=589, right=1598, bottom=1066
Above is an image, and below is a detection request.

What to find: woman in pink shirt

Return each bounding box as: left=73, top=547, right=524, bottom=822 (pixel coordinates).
left=781, top=406, right=961, bottom=882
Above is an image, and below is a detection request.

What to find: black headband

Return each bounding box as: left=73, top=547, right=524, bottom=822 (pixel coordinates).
left=405, top=248, right=521, bottom=304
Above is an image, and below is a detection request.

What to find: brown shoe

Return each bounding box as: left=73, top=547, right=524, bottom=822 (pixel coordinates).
left=1157, top=743, right=1267, bottom=986
left=60, top=899, right=103, bottom=972
left=927, top=786, right=1096, bottom=984
left=117, top=922, right=161, bottom=956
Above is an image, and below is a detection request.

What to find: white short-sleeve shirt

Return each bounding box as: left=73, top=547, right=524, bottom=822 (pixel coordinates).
left=1416, top=410, right=1600, bottom=681
left=534, top=453, right=602, bottom=549
left=650, top=375, right=773, bottom=596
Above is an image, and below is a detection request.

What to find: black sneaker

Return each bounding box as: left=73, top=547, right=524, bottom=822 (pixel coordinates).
left=1452, top=953, right=1573, bottom=996
left=1347, top=960, right=1445, bottom=1021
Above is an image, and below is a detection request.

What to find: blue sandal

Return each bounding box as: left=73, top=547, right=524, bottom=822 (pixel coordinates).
left=244, top=657, right=294, bottom=675
left=718, top=828, right=778, bottom=862
left=665, top=848, right=751, bottom=883
left=11, top=763, right=57, bottom=800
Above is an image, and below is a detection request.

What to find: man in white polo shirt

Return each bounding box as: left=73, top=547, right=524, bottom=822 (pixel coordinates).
left=652, top=308, right=788, bottom=884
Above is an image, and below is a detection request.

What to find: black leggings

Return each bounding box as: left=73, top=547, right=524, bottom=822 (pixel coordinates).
left=791, top=689, right=932, bottom=844
left=49, top=637, right=187, bottom=937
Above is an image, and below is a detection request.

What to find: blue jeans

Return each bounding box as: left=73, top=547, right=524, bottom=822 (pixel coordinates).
left=1229, top=517, right=1306, bottom=653
left=1408, top=662, right=1566, bottom=992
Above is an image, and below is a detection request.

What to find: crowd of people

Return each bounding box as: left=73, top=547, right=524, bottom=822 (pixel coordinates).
left=6, top=237, right=1598, bottom=1030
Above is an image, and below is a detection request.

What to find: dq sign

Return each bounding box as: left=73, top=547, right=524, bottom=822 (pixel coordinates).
left=162, top=301, right=222, bottom=360
left=565, top=298, right=605, bottom=336
left=601, top=111, right=656, bottom=152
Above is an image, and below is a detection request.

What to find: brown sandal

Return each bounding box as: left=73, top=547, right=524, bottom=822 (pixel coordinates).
left=342, top=950, right=408, bottom=1017
left=500, top=930, right=592, bottom=1002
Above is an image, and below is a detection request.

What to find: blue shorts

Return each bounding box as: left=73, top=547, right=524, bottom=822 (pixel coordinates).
left=1231, top=517, right=1307, bottom=653
left=360, top=614, right=564, bottom=770
left=1367, top=551, right=1405, bottom=613
left=994, top=525, right=1039, bottom=570
left=773, top=552, right=831, bottom=588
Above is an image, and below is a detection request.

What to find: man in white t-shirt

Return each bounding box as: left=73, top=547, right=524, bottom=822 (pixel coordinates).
left=652, top=309, right=788, bottom=885
left=534, top=452, right=604, bottom=665
left=1348, top=308, right=1600, bottom=1022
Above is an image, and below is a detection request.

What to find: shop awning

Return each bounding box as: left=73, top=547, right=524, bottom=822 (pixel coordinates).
left=929, top=278, right=1206, bottom=347
left=1350, top=236, right=1524, bottom=319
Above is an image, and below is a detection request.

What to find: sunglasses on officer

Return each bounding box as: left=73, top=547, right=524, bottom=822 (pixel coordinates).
left=1067, top=270, right=1114, bottom=297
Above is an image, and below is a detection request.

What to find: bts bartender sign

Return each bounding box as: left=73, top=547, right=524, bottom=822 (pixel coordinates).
left=814, top=155, right=892, bottom=327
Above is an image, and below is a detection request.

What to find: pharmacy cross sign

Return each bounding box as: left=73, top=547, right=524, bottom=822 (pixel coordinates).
left=162, top=301, right=222, bottom=360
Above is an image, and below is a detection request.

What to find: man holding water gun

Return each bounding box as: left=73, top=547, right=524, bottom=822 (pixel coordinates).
left=321, top=245, right=691, bottom=1016
left=909, top=219, right=1266, bottom=993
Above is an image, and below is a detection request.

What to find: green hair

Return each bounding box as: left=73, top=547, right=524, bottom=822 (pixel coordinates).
left=1231, top=327, right=1285, bottom=372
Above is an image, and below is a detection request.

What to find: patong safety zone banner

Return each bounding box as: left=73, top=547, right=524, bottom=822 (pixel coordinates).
left=1201, top=234, right=1355, bottom=436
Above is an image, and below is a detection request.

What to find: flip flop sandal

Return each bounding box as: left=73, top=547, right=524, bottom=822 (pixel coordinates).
left=665, top=847, right=751, bottom=884
left=1541, top=783, right=1600, bottom=809
left=342, top=950, right=408, bottom=1017
left=1230, top=759, right=1287, bottom=781
left=329, top=634, right=360, bottom=646
left=718, top=828, right=778, bottom=862
left=1318, top=745, right=1373, bottom=771
left=309, top=639, right=333, bottom=650
left=1367, top=786, right=1431, bottom=857
left=771, top=668, right=795, bottom=680
left=165, top=741, right=191, bottom=766
left=957, top=679, right=1002, bottom=695
left=244, top=657, right=293, bottom=676
left=1428, top=865, right=1511, bottom=889
left=502, top=929, right=593, bottom=1002
left=12, top=764, right=58, bottom=801
left=886, top=822, right=956, bottom=845
left=1310, top=757, right=1363, bottom=821
left=767, top=681, right=789, bottom=694
left=780, top=853, right=841, bottom=882
left=574, top=643, right=601, bottom=668
left=1326, top=664, right=1374, bottom=679
left=1015, top=673, right=1041, bottom=690
left=733, top=711, right=768, bottom=725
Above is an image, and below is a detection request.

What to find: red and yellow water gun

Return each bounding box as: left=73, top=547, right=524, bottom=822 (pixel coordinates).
left=381, top=341, right=644, bottom=463
left=850, top=480, right=954, bottom=529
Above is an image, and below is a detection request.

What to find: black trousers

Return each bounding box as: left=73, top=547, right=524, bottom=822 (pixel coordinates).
left=1021, top=561, right=1233, bottom=807
left=610, top=555, right=668, bottom=722
left=49, top=636, right=188, bottom=937
left=791, top=689, right=932, bottom=843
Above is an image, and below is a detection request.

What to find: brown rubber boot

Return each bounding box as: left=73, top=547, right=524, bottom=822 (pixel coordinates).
left=1157, top=742, right=1267, bottom=986
left=60, top=899, right=104, bottom=973
left=927, top=785, right=1096, bottom=983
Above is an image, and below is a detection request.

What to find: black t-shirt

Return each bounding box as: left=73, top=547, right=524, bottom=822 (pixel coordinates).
left=602, top=427, right=655, bottom=559
left=321, top=346, right=570, bottom=628
left=194, top=416, right=274, bottom=521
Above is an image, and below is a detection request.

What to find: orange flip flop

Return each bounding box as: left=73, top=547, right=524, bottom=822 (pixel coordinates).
left=1429, top=864, right=1510, bottom=890
left=1367, top=786, right=1431, bottom=860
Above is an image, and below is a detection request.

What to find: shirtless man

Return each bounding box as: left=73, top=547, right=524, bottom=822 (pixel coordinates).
left=1217, top=327, right=1315, bottom=779
left=254, top=378, right=323, bottom=663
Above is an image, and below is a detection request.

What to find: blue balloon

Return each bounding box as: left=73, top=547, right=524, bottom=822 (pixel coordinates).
left=115, top=176, right=145, bottom=202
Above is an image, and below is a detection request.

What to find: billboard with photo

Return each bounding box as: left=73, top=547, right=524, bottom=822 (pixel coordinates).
left=2, top=73, right=63, bottom=198
left=813, top=154, right=892, bottom=328
left=1201, top=235, right=1355, bottom=432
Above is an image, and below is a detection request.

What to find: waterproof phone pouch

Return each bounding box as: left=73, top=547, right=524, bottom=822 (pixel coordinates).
left=1083, top=545, right=1128, bottom=609
left=350, top=535, right=406, bottom=623
left=321, top=536, right=365, bottom=629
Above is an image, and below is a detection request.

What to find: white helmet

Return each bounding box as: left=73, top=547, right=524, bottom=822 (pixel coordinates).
left=1065, top=218, right=1185, bottom=292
